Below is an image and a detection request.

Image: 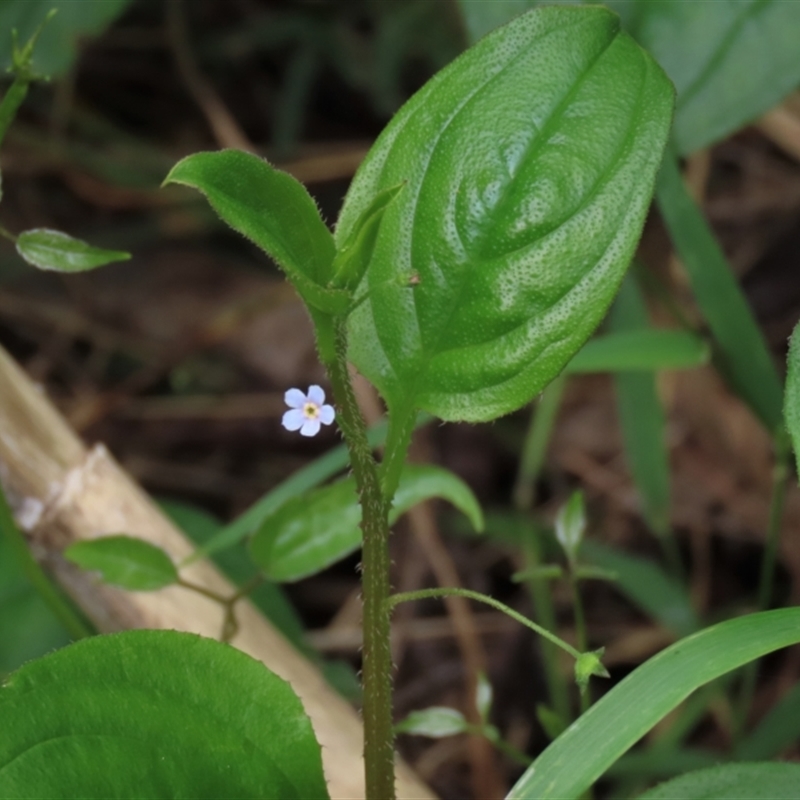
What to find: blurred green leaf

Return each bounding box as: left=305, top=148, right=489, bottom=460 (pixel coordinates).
left=611, top=275, right=671, bottom=537
left=339, top=5, right=673, bottom=423
left=250, top=464, right=483, bottom=583
left=736, top=681, right=800, bottom=761
left=508, top=609, right=800, bottom=799
left=565, top=329, right=708, bottom=374
left=581, top=540, right=699, bottom=637
left=16, top=229, right=130, bottom=273
left=0, top=0, right=132, bottom=77
left=0, top=630, right=329, bottom=799
left=656, top=148, right=784, bottom=433
left=554, top=491, right=585, bottom=565
left=395, top=707, right=468, bottom=738
left=784, top=320, right=800, bottom=476
left=459, top=1, right=800, bottom=154
left=638, top=762, right=800, bottom=800
left=64, top=535, right=178, bottom=591
left=476, top=672, right=493, bottom=723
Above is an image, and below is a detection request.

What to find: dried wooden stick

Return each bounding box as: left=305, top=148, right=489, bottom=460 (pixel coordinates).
left=0, top=343, right=435, bottom=800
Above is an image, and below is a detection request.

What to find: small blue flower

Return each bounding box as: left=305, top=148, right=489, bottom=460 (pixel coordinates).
left=282, top=385, right=335, bottom=437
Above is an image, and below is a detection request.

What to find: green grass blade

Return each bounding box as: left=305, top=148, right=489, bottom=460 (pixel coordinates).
left=736, top=680, right=800, bottom=761
left=656, top=147, right=783, bottom=433
left=610, top=276, right=671, bottom=538
left=581, top=540, right=698, bottom=637
left=507, top=609, right=800, bottom=800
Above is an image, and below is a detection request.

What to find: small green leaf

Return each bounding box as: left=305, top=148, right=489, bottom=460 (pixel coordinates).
left=784, top=320, right=800, bottom=477
left=250, top=464, right=483, bottom=582
left=163, top=150, right=348, bottom=314
left=554, top=491, right=585, bottom=565
left=475, top=672, right=493, bottom=723
left=0, top=630, right=329, bottom=799
left=395, top=707, right=468, bottom=738
left=637, top=762, right=800, bottom=800
left=331, top=182, right=405, bottom=291
left=536, top=703, right=567, bottom=741
left=573, top=565, right=617, bottom=583
left=565, top=329, right=708, bottom=374
left=338, top=5, right=673, bottom=423
left=64, top=535, right=178, bottom=591
left=16, top=229, right=130, bottom=272
left=0, top=1, right=131, bottom=77
left=511, top=564, right=564, bottom=582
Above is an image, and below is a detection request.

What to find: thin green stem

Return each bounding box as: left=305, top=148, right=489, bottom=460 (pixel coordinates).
left=389, top=587, right=582, bottom=661
left=324, top=315, right=397, bottom=800
left=735, top=435, right=790, bottom=736
left=0, top=483, right=92, bottom=640
left=0, top=226, right=17, bottom=243
left=477, top=725, right=533, bottom=767
left=513, top=382, right=572, bottom=726
left=568, top=573, right=591, bottom=714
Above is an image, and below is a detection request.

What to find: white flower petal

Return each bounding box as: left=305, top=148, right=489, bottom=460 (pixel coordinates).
left=319, top=404, right=335, bottom=425
left=300, top=418, right=321, bottom=437
left=282, top=409, right=305, bottom=431
left=307, top=385, right=325, bottom=405
left=285, top=388, right=307, bottom=409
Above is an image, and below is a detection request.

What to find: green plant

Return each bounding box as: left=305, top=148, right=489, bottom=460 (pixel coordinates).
left=3, top=3, right=800, bottom=799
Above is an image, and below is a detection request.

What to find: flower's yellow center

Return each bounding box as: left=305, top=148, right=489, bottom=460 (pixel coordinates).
left=303, top=402, right=320, bottom=420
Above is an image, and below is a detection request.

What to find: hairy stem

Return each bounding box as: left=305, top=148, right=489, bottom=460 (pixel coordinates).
left=324, top=315, right=396, bottom=800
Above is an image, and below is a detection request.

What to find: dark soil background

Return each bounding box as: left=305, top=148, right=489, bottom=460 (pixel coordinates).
left=2, top=2, right=800, bottom=798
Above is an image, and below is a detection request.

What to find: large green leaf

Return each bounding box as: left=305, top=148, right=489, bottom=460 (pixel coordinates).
left=507, top=609, right=800, bottom=799
left=338, top=5, right=673, bottom=423
left=164, top=150, right=345, bottom=314
left=638, top=762, right=800, bottom=800
left=0, top=630, right=328, bottom=799
left=16, top=229, right=130, bottom=273
left=250, top=464, right=483, bottom=582
left=459, top=1, right=800, bottom=155
left=0, top=0, right=132, bottom=77
left=64, top=535, right=178, bottom=591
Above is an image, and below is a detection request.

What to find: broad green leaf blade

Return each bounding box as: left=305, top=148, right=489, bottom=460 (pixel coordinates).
left=395, top=707, right=468, bottom=738
left=624, top=1, right=800, bottom=155
left=459, top=1, right=800, bottom=155
left=64, top=535, right=178, bottom=591
left=565, top=330, right=708, bottom=374
left=638, top=762, right=800, bottom=800
left=250, top=464, right=483, bottom=582
left=611, top=274, right=671, bottom=537
left=507, top=609, right=800, bottom=800
left=338, top=5, right=673, bottom=423
left=16, top=229, right=130, bottom=272
left=164, top=151, right=345, bottom=313
left=736, top=681, right=800, bottom=761
left=0, top=0, right=132, bottom=76
left=656, top=149, right=784, bottom=433
left=581, top=541, right=698, bottom=637
left=784, top=321, right=800, bottom=476
left=0, top=630, right=329, bottom=799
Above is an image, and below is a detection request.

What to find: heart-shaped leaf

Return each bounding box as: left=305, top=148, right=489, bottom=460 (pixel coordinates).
left=337, top=5, right=673, bottom=423
left=250, top=464, right=483, bottom=582
left=0, top=630, right=329, bottom=799
left=16, top=229, right=130, bottom=272
left=64, top=535, right=178, bottom=591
